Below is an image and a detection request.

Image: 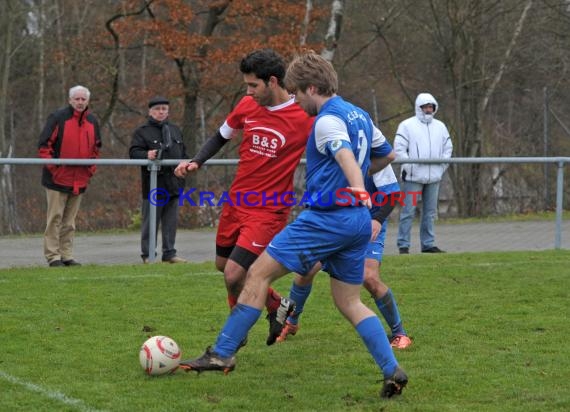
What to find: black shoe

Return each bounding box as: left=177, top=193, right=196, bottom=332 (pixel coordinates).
left=380, top=366, right=408, bottom=398
left=399, top=247, right=409, bottom=255
left=421, top=246, right=445, bottom=253
left=266, top=297, right=296, bottom=346
left=49, top=260, right=65, bottom=267
left=179, top=346, right=236, bottom=375
left=63, top=259, right=81, bottom=266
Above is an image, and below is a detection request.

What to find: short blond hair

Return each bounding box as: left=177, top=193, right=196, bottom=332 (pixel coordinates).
left=285, top=51, right=338, bottom=96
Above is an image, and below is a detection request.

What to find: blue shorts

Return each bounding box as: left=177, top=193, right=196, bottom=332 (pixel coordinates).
left=266, top=207, right=371, bottom=285
left=365, top=220, right=388, bottom=262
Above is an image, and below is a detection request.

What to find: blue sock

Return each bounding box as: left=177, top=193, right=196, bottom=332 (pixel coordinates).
left=287, top=282, right=313, bottom=324
left=356, top=316, right=398, bottom=378
left=376, top=289, right=406, bottom=337
left=214, top=304, right=262, bottom=357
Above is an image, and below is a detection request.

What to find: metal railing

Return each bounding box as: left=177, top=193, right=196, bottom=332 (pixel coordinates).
left=1, top=157, right=569, bottom=261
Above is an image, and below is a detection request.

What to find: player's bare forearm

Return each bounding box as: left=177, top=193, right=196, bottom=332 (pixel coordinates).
left=335, top=148, right=371, bottom=207
left=335, top=148, right=365, bottom=188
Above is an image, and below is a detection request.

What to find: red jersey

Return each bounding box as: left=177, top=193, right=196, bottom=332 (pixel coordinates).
left=219, top=96, right=313, bottom=210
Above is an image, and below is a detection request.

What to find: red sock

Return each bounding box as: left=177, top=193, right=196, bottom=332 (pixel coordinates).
left=265, top=287, right=281, bottom=313
left=227, top=294, right=238, bottom=309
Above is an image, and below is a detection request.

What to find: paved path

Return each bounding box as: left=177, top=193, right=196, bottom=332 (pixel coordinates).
left=0, top=220, right=568, bottom=269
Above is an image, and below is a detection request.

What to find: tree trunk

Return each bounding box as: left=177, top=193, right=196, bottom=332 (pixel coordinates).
left=54, top=0, right=66, bottom=101
left=300, top=0, right=313, bottom=46
left=444, top=0, right=533, bottom=217
left=173, top=1, right=231, bottom=191
left=174, top=59, right=199, bottom=190
left=38, top=0, right=45, bottom=131
left=0, top=0, right=21, bottom=234
left=321, top=0, right=344, bottom=61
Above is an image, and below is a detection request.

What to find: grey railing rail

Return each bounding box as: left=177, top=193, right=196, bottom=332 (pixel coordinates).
left=1, top=157, right=568, bottom=259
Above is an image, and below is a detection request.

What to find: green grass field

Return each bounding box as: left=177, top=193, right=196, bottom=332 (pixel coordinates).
left=1, top=251, right=568, bottom=411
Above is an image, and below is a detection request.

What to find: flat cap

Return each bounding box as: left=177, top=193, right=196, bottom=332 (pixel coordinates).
left=148, top=96, right=169, bottom=108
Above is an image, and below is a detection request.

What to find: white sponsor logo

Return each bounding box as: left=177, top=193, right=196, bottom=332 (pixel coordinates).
left=252, top=241, right=267, bottom=247
left=251, top=126, right=286, bottom=148
left=372, top=250, right=381, bottom=255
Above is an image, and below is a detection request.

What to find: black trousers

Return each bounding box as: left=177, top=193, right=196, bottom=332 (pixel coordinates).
left=141, top=197, right=179, bottom=261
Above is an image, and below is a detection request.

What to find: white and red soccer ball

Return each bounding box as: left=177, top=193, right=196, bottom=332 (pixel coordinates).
left=139, top=335, right=181, bottom=376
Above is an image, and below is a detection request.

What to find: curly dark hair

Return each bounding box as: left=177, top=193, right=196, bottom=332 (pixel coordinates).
left=239, top=49, right=286, bottom=88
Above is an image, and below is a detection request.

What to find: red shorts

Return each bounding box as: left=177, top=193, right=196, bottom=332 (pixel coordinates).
left=216, top=205, right=289, bottom=255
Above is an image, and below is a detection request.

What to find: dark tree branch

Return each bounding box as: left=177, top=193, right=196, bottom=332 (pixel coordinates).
left=100, top=0, right=156, bottom=127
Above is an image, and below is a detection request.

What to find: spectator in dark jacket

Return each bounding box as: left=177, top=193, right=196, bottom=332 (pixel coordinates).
left=38, top=85, right=102, bottom=267
left=129, top=96, right=187, bottom=264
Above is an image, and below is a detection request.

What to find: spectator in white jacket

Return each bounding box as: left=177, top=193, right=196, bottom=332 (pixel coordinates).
left=394, top=93, right=453, bottom=254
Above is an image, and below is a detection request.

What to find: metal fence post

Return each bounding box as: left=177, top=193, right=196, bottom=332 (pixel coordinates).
left=555, top=161, right=564, bottom=249
left=147, top=161, right=160, bottom=263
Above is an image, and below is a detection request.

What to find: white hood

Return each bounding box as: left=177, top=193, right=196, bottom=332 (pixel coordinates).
left=415, top=93, right=438, bottom=124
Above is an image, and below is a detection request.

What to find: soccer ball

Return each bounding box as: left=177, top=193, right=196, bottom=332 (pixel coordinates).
left=139, top=335, right=181, bottom=376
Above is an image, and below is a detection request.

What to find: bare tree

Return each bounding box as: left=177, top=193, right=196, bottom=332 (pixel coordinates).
left=0, top=0, right=26, bottom=233
left=438, top=0, right=534, bottom=216
left=53, top=0, right=66, bottom=102
left=356, top=0, right=537, bottom=216
left=101, top=0, right=156, bottom=128
left=300, top=0, right=313, bottom=46
left=37, top=0, right=45, bottom=131
left=321, top=0, right=344, bottom=61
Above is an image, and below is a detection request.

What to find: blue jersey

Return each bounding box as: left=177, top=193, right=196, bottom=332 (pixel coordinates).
left=304, top=96, right=392, bottom=208
left=267, top=96, right=392, bottom=283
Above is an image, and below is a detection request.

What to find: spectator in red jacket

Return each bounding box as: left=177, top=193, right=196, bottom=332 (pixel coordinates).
left=38, top=85, right=102, bottom=267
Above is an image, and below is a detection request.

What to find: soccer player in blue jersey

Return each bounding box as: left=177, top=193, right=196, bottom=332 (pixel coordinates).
left=277, top=165, right=413, bottom=350
left=180, top=51, right=408, bottom=399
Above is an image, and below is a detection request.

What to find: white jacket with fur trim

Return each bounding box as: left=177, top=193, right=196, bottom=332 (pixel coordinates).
left=394, top=93, right=453, bottom=184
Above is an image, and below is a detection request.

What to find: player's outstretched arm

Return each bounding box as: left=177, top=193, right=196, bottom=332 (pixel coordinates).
left=174, top=131, right=229, bottom=178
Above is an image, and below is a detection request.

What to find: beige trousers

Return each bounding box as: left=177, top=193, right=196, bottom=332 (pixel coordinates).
left=44, top=188, right=83, bottom=263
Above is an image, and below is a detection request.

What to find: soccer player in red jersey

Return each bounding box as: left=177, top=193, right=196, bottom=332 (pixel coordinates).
left=175, top=49, right=313, bottom=345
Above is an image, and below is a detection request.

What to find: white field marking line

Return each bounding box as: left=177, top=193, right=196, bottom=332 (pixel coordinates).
left=0, top=370, right=105, bottom=412
left=394, top=260, right=537, bottom=270
left=55, top=271, right=220, bottom=281
left=0, top=272, right=220, bottom=283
